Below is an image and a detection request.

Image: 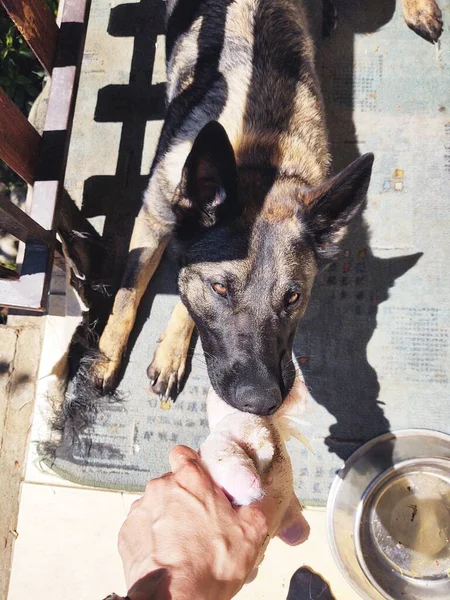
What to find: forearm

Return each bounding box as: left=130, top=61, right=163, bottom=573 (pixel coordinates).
left=104, top=569, right=171, bottom=600
left=127, top=574, right=233, bottom=600
left=105, top=569, right=231, bottom=600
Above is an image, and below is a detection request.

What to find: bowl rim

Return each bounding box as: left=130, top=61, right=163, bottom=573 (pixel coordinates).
left=325, top=428, right=450, bottom=600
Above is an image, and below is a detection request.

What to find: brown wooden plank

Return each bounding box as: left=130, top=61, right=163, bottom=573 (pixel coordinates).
left=1, top=0, right=58, bottom=74
left=0, top=89, right=41, bottom=185
left=0, top=0, right=89, bottom=311
left=31, top=0, right=91, bottom=233
left=53, top=242, right=66, bottom=272
left=0, top=192, right=53, bottom=246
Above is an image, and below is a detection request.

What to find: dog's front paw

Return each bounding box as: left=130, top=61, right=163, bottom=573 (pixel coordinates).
left=147, top=339, right=188, bottom=402
left=403, top=0, right=443, bottom=43
left=91, top=355, right=122, bottom=393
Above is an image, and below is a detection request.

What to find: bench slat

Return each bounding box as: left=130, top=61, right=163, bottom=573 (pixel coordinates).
left=0, top=0, right=89, bottom=310
left=0, top=192, right=54, bottom=246
left=0, top=88, right=41, bottom=185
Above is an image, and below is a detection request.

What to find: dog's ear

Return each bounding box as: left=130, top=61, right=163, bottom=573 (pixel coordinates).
left=173, top=121, right=238, bottom=229
left=303, top=153, right=374, bottom=259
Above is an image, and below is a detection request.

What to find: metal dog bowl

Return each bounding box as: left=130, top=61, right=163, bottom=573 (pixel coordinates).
left=326, top=430, right=450, bottom=599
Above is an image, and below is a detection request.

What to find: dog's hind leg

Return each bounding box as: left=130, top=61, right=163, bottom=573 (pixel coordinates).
left=92, top=205, right=171, bottom=392
left=402, top=0, right=443, bottom=43
left=147, top=300, right=195, bottom=401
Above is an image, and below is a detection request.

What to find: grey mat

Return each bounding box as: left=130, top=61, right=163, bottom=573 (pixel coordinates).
left=48, top=0, right=450, bottom=506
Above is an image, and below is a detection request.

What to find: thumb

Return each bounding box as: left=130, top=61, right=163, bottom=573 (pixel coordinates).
left=278, top=495, right=310, bottom=546
left=235, top=503, right=269, bottom=546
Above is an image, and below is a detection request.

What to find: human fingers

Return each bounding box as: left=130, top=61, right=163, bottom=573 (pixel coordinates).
left=127, top=471, right=173, bottom=514
left=169, top=445, right=200, bottom=473
left=279, top=510, right=310, bottom=546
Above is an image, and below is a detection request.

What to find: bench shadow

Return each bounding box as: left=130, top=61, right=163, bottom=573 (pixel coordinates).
left=286, top=566, right=336, bottom=600
left=66, top=0, right=234, bottom=379
left=63, top=0, right=168, bottom=384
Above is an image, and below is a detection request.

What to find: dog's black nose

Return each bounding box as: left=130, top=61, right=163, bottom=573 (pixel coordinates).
left=236, top=385, right=282, bottom=416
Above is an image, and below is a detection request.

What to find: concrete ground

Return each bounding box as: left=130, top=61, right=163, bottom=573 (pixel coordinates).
left=8, top=489, right=359, bottom=600
left=0, top=313, right=44, bottom=600
left=0, top=261, right=77, bottom=598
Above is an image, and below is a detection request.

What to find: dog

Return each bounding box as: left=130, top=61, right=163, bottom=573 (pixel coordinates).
left=91, top=0, right=377, bottom=416
left=92, top=0, right=443, bottom=415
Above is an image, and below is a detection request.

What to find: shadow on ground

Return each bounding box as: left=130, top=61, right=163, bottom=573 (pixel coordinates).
left=287, top=566, right=336, bottom=600
left=296, top=0, right=422, bottom=461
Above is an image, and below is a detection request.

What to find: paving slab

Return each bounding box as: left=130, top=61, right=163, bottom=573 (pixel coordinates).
left=0, top=316, right=44, bottom=599
left=8, top=483, right=360, bottom=600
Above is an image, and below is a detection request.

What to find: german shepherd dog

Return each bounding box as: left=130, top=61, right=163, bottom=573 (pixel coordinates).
left=90, top=0, right=441, bottom=416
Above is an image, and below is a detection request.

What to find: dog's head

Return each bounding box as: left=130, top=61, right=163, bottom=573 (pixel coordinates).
left=172, top=122, right=373, bottom=415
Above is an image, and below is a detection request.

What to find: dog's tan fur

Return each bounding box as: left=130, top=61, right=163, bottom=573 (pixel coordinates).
left=147, top=301, right=196, bottom=398
left=95, top=211, right=170, bottom=387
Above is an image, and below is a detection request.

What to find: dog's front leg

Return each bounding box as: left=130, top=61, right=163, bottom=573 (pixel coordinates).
left=402, top=0, right=443, bottom=43
left=92, top=205, right=171, bottom=392
left=147, top=301, right=195, bottom=401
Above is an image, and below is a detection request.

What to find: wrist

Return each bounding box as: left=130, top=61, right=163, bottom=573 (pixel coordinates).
left=125, top=568, right=235, bottom=600
left=166, top=574, right=235, bottom=600
left=126, top=569, right=170, bottom=600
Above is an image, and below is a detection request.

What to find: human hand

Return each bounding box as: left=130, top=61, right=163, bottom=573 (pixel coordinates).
left=118, top=445, right=269, bottom=600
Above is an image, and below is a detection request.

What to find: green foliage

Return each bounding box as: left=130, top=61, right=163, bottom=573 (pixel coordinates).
left=0, top=1, right=59, bottom=190
left=0, top=0, right=58, bottom=115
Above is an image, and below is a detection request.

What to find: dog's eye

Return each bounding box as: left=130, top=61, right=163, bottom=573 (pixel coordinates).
left=211, top=282, right=228, bottom=297
left=286, top=291, right=300, bottom=306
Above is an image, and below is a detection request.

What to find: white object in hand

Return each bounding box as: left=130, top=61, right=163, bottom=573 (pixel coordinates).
left=200, top=374, right=313, bottom=580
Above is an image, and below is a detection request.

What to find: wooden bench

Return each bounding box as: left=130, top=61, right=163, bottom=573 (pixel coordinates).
left=0, top=0, right=88, bottom=310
